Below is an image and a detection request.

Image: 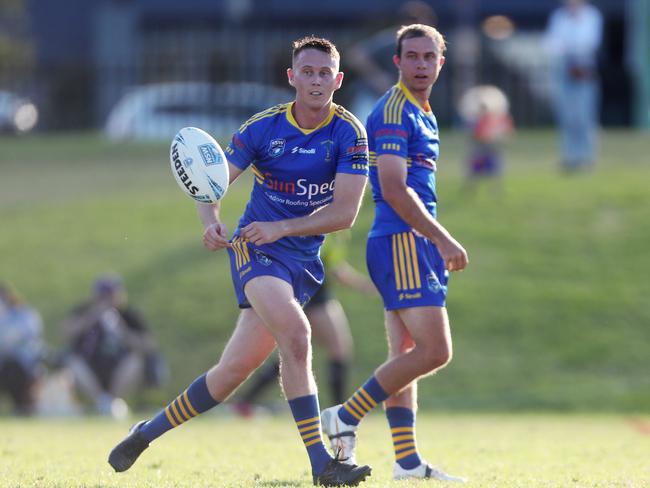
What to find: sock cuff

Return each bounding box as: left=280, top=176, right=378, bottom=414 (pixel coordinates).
left=365, top=375, right=389, bottom=402
left=288, top=394, right=320, bottom=422
left=386, top=406, right=415, bottom=426
left=187, top=373, right=219, bottom=413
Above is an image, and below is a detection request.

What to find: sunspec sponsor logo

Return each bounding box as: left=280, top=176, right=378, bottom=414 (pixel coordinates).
left=171, top=143, right=199, bottom=196
left=262, top=173, right=335, bottom=199
left=199, top=143, right=223, bottom=166
left=291, top=146, right=316, bottom=154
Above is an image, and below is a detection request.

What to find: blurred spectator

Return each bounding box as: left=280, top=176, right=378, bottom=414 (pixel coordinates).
left=61, top=274, right=166, bottom=418
left=544, top=0, right=603, bottom=171
left=0, top=283, right=45, bottom=415
left=458, top=85, right=514, bottom=193
left=346, top=1, right=438, bottom=122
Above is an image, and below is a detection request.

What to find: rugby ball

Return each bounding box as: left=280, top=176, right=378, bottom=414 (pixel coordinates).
left=170, top=127, right=229, bottom=203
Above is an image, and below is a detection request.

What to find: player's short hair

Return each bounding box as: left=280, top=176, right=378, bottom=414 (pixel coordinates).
left=396, top=24, right=446, bottom=57
left=292, top=36, right=340, bottom=65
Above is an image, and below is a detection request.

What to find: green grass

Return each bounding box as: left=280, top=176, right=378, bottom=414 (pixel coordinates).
left=0, top=130, right=649, bottom=410
left=0, top=413, right=648, bottom=487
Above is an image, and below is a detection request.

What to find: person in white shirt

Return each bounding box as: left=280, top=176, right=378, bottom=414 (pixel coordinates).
left=545, top=0, right=603, bottom=171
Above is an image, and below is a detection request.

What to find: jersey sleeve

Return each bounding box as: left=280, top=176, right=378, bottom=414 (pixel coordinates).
left=224, top=117, right=259, bottom=170
left=334, top=109, right=369, bottom=176
left=370, top=95, right=410, bottom=160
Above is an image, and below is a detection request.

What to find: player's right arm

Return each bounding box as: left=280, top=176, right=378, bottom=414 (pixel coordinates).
left=196, top=162, right=244, bottom=251
left=377, top=154, right=468, bottom=272
left=197, top=110, right=264, bottom=252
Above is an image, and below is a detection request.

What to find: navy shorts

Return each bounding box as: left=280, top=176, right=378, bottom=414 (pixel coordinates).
left=227, top=237, right=324, bottom=309
left=366, top=231, right=449, bottom=310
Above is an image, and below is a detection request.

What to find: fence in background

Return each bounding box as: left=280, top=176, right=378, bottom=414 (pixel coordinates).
left=0, top=25, right=555, bottom=135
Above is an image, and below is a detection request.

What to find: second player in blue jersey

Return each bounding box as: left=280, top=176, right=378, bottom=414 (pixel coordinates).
left=320, top=24, right=469, bottom=483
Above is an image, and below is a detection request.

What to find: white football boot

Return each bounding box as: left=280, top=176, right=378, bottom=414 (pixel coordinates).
left=320, top=405, right=358, bottom=465
left=393, top=462, right=467, bottom=482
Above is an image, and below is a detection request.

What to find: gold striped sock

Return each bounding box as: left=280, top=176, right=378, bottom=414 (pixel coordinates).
left=297, top=416, right=325, bottom=448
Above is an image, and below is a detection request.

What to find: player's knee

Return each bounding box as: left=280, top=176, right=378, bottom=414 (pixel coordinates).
left=427, top=347, right=452, bottom=372
left=278, top=329, right=311, bottom=366
left=418, top=344, right=452, bottom=374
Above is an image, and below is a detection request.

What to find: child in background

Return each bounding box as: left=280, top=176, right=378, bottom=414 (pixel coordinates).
left=460, top=85, right=514, bottom=193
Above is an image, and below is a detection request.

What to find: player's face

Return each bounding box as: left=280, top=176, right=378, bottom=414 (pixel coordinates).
left=394, top=36, right=445, bottom=95
left=288, top=49, right=343, bottom=111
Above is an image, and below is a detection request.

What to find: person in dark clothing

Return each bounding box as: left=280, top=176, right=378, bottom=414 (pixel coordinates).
left=62, top=274, right=164, bottom=418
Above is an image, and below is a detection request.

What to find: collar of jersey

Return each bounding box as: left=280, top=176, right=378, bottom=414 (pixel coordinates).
left=285, top=102, right=337, bottom=134
left=398, top=81, right=432, bottom=114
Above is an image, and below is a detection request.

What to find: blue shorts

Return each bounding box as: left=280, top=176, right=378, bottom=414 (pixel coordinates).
left=366, top=231, right=449, bottom=310
left=227, top=237, right=324, bottom=309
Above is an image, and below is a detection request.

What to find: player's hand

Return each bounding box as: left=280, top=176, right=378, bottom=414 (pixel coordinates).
left=240, top=221, right=285, bottom=246
left=202, top=222, right=231, bottom=251
left=438, top=235, right=469, bottom=272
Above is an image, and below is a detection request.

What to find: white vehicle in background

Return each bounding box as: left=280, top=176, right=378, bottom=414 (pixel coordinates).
left=105, top=81, right=293, bottom=141
left=0, top=90, right=39, bottom=134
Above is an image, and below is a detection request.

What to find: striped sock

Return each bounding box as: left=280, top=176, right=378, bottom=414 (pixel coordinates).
left=338, top=375, right=389, bottom=426
left=288, top=394, right=331, bottom=476
left=140, top=374, right=218, bottom=442
left=386, top=406, right=422, bottom=469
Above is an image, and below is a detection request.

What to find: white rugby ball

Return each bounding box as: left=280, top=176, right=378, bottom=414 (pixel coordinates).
left=170, top=127, right=229, bottom=203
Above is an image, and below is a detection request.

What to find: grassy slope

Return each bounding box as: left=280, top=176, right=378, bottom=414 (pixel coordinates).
left=0, top=414, right=648, bottom=487
left=0, top=130, right=648, bottom=410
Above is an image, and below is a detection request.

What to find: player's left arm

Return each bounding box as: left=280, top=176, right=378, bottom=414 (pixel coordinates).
left=240, top=172, right=367, bottom=245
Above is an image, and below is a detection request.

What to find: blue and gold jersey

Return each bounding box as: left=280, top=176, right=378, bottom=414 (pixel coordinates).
left=225, top=102, right=368, bottom=260
left=366, top=81, right=440, bottom=238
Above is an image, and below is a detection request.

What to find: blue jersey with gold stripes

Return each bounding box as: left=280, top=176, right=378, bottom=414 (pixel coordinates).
left=225, top=102, right=368, bottom=260
left=366, top=81, right=440, bottom=238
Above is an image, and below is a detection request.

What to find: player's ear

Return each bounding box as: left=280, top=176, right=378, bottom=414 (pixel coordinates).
left=393, top=54, right=400, bottom=68
left=287, top=68, right=295, bottom=87
left=334, top=71, right=344, bottom=90
left=439, top=55, right=446, bottom=68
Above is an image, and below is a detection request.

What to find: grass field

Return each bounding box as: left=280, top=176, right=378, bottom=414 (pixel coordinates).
left=1, top=130, right=649, bottom=486
left=1, top=129, right=649, bottom=411
left=0, top=413, right=648, bottom=487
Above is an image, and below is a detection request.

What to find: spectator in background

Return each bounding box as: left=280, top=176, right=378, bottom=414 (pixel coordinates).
left=62, top=274, right=165, bottom=418
left=544, top=0, right=603, bottom=172
left=458, top=85, right=514, bottom=194
left=0, top=283, right=45, bottom=415
left=233, top=232, right=376, bottom=417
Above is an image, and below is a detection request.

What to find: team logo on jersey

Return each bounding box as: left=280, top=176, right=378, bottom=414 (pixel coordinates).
left=321, top=140, right=334, bottom=162
left=199, top=143, right=223, bottom=166
left=426, top=272, right=442, bottom=293
left=268, top=138, right=286, bottom=158
left=254, top=250, right=272, bottom=266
